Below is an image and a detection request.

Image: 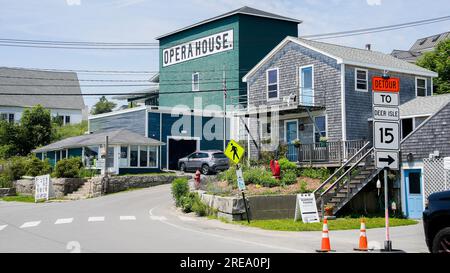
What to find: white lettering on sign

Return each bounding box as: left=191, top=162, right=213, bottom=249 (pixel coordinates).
left=373, top=106, right=399, bottom=121
left=373, top=92, right=399, bottom=107
left=162, top=30, right=234, bottom=67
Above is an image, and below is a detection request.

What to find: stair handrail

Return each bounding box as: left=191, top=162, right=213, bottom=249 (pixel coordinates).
left=320, top=147, right=374, bottom=198
left=313, top=141, right=371, bottom=195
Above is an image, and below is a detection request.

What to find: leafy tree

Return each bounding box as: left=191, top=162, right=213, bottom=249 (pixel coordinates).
left=416, top=39, right=450, bottom=94
left=52, top=120, right=88, bottom=141
left=20, top=105, right=53, bottom=155
left=91, top=96, right=117, bottom=115
left=0, top=121, right=21, bottom=158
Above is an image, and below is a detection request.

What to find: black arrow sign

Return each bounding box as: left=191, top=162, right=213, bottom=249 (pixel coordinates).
left=379, top=155, right=395, bottom=165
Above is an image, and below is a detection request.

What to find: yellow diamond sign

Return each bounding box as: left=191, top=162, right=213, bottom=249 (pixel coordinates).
left=224, top=140, right=245, bottom=164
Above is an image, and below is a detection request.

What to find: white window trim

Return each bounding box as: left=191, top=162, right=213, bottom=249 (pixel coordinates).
left=299, top=64, right=315, bottom=105
left=192, top=72, right=199, bottom=92
left=266, top=68, right=279, bottom=101
left=313, top=114, right=328, bottom=143
left=259, top=120, right=271, bottom=140
left=415, top=76, right=428, bottom=97
left=354, top=68, right=368, bottom=92
left=284, top=119, right=299, bottom=143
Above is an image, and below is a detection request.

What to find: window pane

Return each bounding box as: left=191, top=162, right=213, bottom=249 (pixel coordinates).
left=65, top=116, right=70, bottom=124
left=140, top=146, right=148, bottom=167
left=268, top=90, right=278, bottom=98
left=84, top=146, right=98, bottom=167
left=212, top=153, right=226, bottom=159
left=315, top=116, right=326, bottom=133
left=149, top=147, right=157, bottom=167
left=130, top=145, right=138, bottom=167
left=408, top=173, right=421, bottom=194
left=302, top=67, right=312, bottom=89
left=192, top=73, right=199, bottom=91
left=268, top=69, right=277, bottom=84
left=417, top=79, right=425, bottom=88
left=357, top=70, right=366, bottom=80
left=61, top=150, right=67, bottom=159
left=357, top=82, right=367, bottom=90
left=120, top=146, right=128, bottom=167
left=8, top=114, right=14, bottom=123
left=0, top=113, right=6, bottom=121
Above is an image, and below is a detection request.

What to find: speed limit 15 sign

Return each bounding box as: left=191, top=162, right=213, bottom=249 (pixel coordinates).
left=374, top=121, right=399, bottom=150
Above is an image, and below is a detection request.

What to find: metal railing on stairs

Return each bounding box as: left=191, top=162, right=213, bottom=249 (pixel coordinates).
left=313, top=141, right=374, bottom=216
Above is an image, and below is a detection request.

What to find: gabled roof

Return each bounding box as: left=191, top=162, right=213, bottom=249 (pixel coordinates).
left=243, top=37, right=438, bottom=81
left=409, top=31, right=450, bottom=52
left=0, top=67, right=85, bottom=110
left=33, top=129, right=164, bottom=153
left=390, top=49, right=422, bottom=63
left=156, top=6, right=301, bottom=40
left=399, top=93, right=450, bottom=118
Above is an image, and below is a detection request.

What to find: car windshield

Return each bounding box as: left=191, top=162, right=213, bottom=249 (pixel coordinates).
left=212, top=153, right=227, bottom=159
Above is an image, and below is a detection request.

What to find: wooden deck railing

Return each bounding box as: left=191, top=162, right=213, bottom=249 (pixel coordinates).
left=288, top=139, right=367, bottom=164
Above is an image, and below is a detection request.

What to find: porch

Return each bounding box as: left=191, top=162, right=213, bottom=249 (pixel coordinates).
left=286, top=139, right=367, bottom=166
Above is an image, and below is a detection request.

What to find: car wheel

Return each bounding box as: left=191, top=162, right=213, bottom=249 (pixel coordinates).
left=201, top=164, right=210, bottom=175
left=179, top=163, right=186, bottom=172
left=432, top=227, right=450, bottom=253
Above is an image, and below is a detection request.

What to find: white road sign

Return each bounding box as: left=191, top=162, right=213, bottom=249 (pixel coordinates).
left=294, top=193, right=320, bottom=223
left=373, top=92, right=399, bottom=107
left=375, top=151, right=399, bottom=170
left=374, top=121, right=400, bottom=151
left=373, top=106, right=400, bottom=121
left=236, top=168, right=246, bottom=191
left=35, top=174, right=52, bottom=202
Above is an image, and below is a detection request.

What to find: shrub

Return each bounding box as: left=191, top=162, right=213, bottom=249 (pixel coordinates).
left=281, top=170, right=298, bottom=185
left=171, top=177, right=189, bottom=207
left=0, top=174, right=12, bottom=188
left=181, top=192, right=197, bottom=213
left=4, top=156, right=28, bottom=180
left=53, top=157, right=82, bottom=178
left=243, top=167, right=279, bottom=187
left=278, top=157, right=297, bottom=172
left=191, top=194, right=208, bottom=216
left=25, top=156, right=52, bottom=177
left=298, top=180, right=310, bottom=193
left=300, top=167, right=330, bottom=181
left=216, top=165, right=237, bottom=184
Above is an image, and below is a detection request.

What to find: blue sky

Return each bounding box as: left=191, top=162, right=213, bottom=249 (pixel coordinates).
left=0, top=0, right=448, bottom=108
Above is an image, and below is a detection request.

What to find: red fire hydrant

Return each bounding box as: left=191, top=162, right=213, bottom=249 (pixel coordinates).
left=194, top=169, right=201, bottom=189
left=270, top=159, right=281, bottom=180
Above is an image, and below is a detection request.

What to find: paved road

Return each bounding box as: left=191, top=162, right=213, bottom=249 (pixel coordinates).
left=0, top=184, right=429, bottom=253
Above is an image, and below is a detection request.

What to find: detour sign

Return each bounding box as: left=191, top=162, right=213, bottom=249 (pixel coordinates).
left=372, top=77, right=400, bottom=92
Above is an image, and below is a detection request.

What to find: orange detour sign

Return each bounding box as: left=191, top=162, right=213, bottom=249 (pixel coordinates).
left=354, top=218, right=369, bottom=251
left=316, top=218, right=335, bottom=252
left=372, top=77, right=400, bottom=92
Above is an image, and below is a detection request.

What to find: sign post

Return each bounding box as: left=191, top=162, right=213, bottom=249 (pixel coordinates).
left=224, top=140, right=250, bottom=223
left=372, top=76, right=400, bottom=252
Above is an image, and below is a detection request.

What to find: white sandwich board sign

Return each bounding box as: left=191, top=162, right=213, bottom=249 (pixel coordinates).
left=34, top=174, right=52, bottom=202
left=294, top=193, right=320, bottom=223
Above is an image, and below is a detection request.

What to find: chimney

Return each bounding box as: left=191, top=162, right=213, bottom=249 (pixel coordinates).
left=365, top=44, right=371, bottom=51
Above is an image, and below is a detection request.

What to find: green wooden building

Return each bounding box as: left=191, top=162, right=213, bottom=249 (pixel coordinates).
left=156, top=6, right=302, bottom=109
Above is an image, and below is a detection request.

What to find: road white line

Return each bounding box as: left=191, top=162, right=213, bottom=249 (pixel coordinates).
left=178, top=216, right=196, bottom=222
left=88, top=216, right=105, bottom=222
left=20, top=221, right=41, bottom=228
left=150, top=216, right=167, bottom=221
left=55, top=218, right=74, bottom=225
left=0, top=224, right=7, bottom=231
left=120, top=216, right=136, bottom=221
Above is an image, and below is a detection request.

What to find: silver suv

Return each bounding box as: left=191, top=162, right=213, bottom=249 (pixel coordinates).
left=178, top=150, right=229, bottom=175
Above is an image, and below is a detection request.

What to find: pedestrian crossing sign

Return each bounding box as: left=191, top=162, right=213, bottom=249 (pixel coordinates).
left=224, top=140, right=245, bottom=164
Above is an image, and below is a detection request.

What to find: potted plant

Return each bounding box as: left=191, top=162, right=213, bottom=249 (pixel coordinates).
left=319, top=136, right=328, bottom=147
left=324, top=204, right=334, bottom=216
left=293, top=139, right=301, bottom=148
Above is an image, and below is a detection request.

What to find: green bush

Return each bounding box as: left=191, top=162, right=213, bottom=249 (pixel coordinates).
left=4, top=156, right=28, bottom=180
left=171, top=177, right=189, bottom=207
left=216, top=165, right=237, bottom=184
left=300, top=167, right=330, bottom=181
left=278, top=157, right=297, bottom=172
left=281, top=170, right=298, bottom=185
left=243, top=167, right=279, bottom=187
left=0, top=174, right=12, bottom=188
left=25, top=156, right=52, bottom=177
left=53, top=157, right=82, bottom=178
left=181, top=192, right=197, bottom=213
left=298, top=180, right=310, bottom=193
left=192, top=195, right=208, bottom=216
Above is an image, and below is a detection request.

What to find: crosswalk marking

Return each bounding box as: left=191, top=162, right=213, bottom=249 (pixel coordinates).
left=55, top=218, right=74, bottom=225
left=178, top=216, right=196, bottom=222
left=0, top=225, right=7, bottom=231
left=150, top=215, right=167, bottom=221
left=20, top=221, right=41, bottom=228
left=88, top=216, right=105, bottom=222
left=120, top=216, right=136, bottom=221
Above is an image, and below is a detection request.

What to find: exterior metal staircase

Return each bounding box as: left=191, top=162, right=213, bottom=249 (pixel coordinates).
left=313, top=142, right=380, bottom=216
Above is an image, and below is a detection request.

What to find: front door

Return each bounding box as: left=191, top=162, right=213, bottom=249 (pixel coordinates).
left=285, top=120, right=298, bottom=162
left=404, top=169, right=423, bottom=219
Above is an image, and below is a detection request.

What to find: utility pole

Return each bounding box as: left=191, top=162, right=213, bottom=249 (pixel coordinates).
left=223, top=65, right=227, bottom=151
left=384, top=168, right=392, bottom=251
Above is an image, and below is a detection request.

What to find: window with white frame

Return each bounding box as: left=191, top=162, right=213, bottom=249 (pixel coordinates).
left=355, top=68, right=368, bottom=91
left=119, top=146, right=128, bottom=167
left=416, top=77, right=427, bottom=97
left=130, top=145, right=138, bottom=167
left=267, top=68, right=278, bottom=100
left=0, top=113, right=15, bottom=123
left=149, top=146, right=157, bottom=167
left=192, top=72, right=199, bottom=91
left=314, top=116, right=327, bottom=143
left=261, top=121, right=271, bottom=140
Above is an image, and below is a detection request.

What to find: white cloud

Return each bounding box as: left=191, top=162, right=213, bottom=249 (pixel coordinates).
left=366, top=0, right=382, bottom=6
left=66, top=0, right=81, bottom=6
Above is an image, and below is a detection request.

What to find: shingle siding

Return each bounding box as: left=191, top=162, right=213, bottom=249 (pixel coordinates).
left=344, top=65, right=432, bottom=141
left=401, top=102, right=450, bottom=161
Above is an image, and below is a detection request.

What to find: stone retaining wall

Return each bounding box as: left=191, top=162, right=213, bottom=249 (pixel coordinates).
left=199, top=192, right=297, bottom=221
left=14, top=178, right=86, bottom=198
left=0, top=188, right=16, bottom=197
left=105, top=174, right=191, bottom=194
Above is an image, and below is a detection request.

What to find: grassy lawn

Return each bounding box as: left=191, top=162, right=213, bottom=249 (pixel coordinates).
left=0, top=195, right=39, bottom=203
left=232, top=217, right=418, bottom=232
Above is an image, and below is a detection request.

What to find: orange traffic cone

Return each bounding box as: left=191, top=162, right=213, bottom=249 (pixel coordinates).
left=316, top=218, right=334, bottom=252
left=354, top=218, right=369, bottom=251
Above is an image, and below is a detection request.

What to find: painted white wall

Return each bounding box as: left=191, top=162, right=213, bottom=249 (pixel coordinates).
left=0, top=106, right=83, bottom=124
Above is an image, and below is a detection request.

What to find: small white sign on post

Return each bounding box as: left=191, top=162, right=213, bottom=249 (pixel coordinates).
left=294, top=193, right=320, bottom=223
left=236, top=168, right=246, bottom=191
left=34, top=174, right=52, bottom=202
